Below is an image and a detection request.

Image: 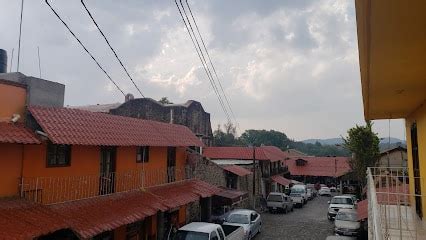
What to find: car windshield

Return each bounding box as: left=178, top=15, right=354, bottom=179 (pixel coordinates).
left=226, top=213, right=250, bottom=224
left=267, top=195, right=283, bottom=202
left=173, top=230, right=209, bottom=240
left=321, top=187, right=329, bottom=190
left=331, top=197, right=353, bottom=205
left=336, top=212, right=358, bottom=221
left=291, top=188, right=305, bottom=194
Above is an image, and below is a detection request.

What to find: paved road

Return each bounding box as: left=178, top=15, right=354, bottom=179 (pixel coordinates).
left=255, top=195, right=336, bottom=240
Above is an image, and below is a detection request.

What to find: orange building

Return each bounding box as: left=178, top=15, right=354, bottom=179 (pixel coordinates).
left=0, top=79, right=221, bottom=240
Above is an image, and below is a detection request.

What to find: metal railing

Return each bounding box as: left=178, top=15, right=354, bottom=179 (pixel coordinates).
left=368, top=167, right=426, bottom=240
left=20, top=166, right=193, bottom=205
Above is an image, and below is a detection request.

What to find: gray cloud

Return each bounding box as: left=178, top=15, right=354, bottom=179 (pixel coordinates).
left=0, top=0, right=405, bottom=140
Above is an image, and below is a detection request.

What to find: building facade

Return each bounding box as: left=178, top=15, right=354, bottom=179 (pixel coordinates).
left=0, top=76, right=221, bottom=240
left=356, top=0, right=426, bottom=238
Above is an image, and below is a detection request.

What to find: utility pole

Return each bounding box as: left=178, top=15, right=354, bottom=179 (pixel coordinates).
left=252, top=145, right=256, bottom=209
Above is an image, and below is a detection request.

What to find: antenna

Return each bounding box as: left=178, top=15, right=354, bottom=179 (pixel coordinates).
left=9, top=48, right=14, bottom=72
left=17, top=0, right=24, bottom=72
left=37, top=46, right=42, bottom=78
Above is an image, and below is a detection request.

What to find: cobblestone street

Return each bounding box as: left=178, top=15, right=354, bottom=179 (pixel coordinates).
left=256, top=195, right=336, bottom=240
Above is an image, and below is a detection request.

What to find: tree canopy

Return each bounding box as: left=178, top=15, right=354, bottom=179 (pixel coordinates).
left=342, top=121, right=380, bottom=186
left=212, top=122, right=350, bottom=156
left=158, top=97, right=173, bottom=104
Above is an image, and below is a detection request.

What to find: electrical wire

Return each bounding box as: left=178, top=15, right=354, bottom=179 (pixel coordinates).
left=45, top=0, right=125, bottom=96
left=184, top=0, right=238, bottom=127
left=17, top=0, right=24, bottom=72
left=80, top=0, right=145, bottom=98
left=174, top=0, right=231, bottom=124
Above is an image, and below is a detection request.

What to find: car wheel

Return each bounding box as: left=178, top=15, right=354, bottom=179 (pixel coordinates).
left=258, top=224, right=262, bottom=233
left=327, top=215, right=332, bottom=221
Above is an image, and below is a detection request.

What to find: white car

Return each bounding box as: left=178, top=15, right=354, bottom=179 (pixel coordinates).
left=328, top=196, right=356, bottom=220
left=334, top=209, right=361, bottom=236
left=223, top=209, right=262, bottom=240
left=266, top=192, right=294, bottom=213
left=290, top=185, right=307, bottom=207
left=318, top=186, right=331, bottom=196
left=306, top=188, right=313, bottom=200
left=173, top=222, right=245, bottom=240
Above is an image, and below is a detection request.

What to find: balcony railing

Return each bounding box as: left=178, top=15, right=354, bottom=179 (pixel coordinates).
left=368, top=167, right=426, bottom=240
left=20, top=166, right=193, bottom=205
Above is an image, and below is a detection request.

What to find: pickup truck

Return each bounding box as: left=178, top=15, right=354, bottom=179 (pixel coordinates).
left=290, top=185, right=307, bottom=207
left=266, top=192, right=293, bottom=213
left=172, top=222, right=245, bottom=240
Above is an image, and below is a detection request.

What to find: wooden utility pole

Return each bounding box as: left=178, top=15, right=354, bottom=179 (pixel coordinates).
left=252, top=146, right=256, bottom=209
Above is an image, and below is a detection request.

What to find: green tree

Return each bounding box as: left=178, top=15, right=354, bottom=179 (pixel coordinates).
left=342, top=121, right=380, bottom=188
left=159, top=97, right=173, bottom=104
left=213, top=122, right=242, bottom=146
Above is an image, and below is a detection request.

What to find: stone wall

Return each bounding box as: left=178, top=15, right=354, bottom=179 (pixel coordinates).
left=110, top=98, right=213, bottom=145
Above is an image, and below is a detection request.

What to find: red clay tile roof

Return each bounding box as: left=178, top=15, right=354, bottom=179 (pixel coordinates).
left=0, top=199, right=69, bottom=240
left=50, top=190, right=167, bottom=239
left=0, top=122, right=40, bottom=144
left=203, top=146, right=285, bottom=162
left=285, top=156, right=351, bottom=177
left=357, top=199, right=368, bottom=220
left=222, top=165, right=252, bottom=176
left=271, top=175, right=292, bottom=186
left=148, top=179, right=221, bottom=209
left=28, top=106, right=202, bottom=147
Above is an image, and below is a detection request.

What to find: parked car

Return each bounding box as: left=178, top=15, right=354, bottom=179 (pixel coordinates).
left=223, top=209, right=262, bottom=240
left=343, top=194, right=359, bottom=205
left=330, top=186, right=337, bottom=192
left=290, top=185, right=307, bottom=207
left=334, top=209, right=361, bottom=237
left=173, top=222, right=245, bottom=240
left=266, top=192, right=294, bottom=213
left=327, top=195, right=356, bottom=220
left=306, top=188, right=313, bottom=200
left=325, top=236, right=356, bottom=240
left=318, top=186, right=331, bottom=196
left=306, top=184, right=317, bottom=197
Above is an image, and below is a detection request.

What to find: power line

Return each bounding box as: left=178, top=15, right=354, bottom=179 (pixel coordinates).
left=177, top=0, right=231, bottom=123
left=174, top=0, right=231, bottom=123
left=184, top=0, right=238, bottom=126
left=80, top=0, right=145, bottom=98
left=44, top=0, right=125, bottom=96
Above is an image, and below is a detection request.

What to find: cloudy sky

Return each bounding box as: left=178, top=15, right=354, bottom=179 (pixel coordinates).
left=0, top=0, right=405, bottom=141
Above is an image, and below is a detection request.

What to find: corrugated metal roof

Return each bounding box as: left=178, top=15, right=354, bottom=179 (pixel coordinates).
left=215, top=187, right=248, bottom=203
left=28, top=106, right=202, bottom=147
left=148, top=179, right=221, bottom=209
left=0, top=199, right=69, bottom=240
left=285, top=156, right=351, bottom=177
left=50, top=190, right=167, bottom=239
left=271, top=175, right=292, bottom=186
left=222, top=165, right=252, bottom=176
left=0, top=122, right=40, bottom=144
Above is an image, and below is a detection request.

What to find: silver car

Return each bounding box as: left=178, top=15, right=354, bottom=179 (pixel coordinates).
left=266, top=192, right=294, bottom=213
left=223, top=209, right=262, bottom=240
left=334, top=209, right=361, bottom=237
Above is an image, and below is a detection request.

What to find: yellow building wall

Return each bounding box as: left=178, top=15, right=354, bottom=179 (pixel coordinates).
left=406, top=103, right=426, bottom=217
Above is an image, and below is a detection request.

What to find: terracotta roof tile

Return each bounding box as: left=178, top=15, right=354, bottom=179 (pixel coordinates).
left=28, top=106, right=202, bottom=147
left=222, top=165, right=252, bottom=176
left=50, top=191, right=167, bottom=239
left=0, top=199, right=69, bottom=239
left=203, top=146, right=285, bottom=162
left=0, top=122, right=40, bottom=144
left=271, top=175, right=292, bottom=186
left=285, top=156, right=351, bottom=177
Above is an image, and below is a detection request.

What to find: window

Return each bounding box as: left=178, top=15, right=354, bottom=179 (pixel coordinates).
left=136, top=146, right=149, bottom=163
left=251, top=213, right=258, bottom=222
left=47, top=142, right=71, bottom=167
left=226, top=173, right=238, bottom=189
left=210, top=231, right=218, bottom=240
left=217, top=228, right=225, bottom=240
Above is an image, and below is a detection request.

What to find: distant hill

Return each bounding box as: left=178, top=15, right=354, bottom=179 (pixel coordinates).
left=302, top=137, right=406, bottom=146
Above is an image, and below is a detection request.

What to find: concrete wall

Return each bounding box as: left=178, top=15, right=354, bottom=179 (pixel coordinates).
left=0, top=72, right=64, bottom=107
left=379, top=149, right=407, bottom=168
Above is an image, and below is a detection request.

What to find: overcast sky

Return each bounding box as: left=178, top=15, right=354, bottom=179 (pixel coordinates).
left=0, top=0, right=405, bottom=141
